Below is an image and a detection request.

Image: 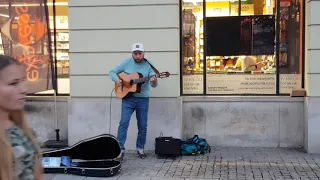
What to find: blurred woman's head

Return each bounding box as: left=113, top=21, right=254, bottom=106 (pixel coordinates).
left=0, top=55, right=27, bottom=112
left=0, top=55, right=41, bottom=180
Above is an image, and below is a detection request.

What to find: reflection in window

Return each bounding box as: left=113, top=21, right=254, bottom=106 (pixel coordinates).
left=279, top=0, right=302, bottom=94
left=0, top=1, right=69, bottom=95
left=207, top=0, right=276, bottom=95
left=37, top=0, right=70, bottom=95
left=205, top=13, right=277, bottom=95
left=182, top=1, right=204, bottom=94
left=182, top=0, right=304, bottom=95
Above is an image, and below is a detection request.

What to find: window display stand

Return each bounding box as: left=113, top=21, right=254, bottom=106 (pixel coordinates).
left=42, top=0, right=68, bottom=149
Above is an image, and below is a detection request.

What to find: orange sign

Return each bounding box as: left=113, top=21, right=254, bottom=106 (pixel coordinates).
left=0, top=0, right=53, bottom=94
left=12, top=6, right=48, bottom=82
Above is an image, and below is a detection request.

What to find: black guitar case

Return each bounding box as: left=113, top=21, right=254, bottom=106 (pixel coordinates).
left=42, top=134, right=121, bottom=177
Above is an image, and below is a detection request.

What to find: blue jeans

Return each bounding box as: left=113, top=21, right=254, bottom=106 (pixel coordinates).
left=117, top=97, right=149, bottom=151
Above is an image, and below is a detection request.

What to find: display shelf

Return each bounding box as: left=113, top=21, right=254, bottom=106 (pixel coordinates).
left=51, top=30, right=69, bottom=75
left=0, top=35, right=3, bottom=55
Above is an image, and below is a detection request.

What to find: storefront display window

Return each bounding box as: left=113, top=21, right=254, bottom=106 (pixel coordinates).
left=181, top=0, right=304, bottom=95
left=182, top=2, right=204, bottom=94
left=278, top=0, right=302, bottom=94
left=0, top=5, right=8, bottom=55
left=0, top=0, right=70, bottom=95
left=38, top=0, right=70, bottom=95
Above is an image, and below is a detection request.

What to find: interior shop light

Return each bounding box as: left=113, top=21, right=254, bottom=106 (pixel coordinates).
left=266, top=0, right=271, bottom=7
left=0, top=2, right=68, bottom=7
left=193, top=0, right=197, bottom=5
left=0, top=14, right=20, bottom=19
left=0, top=13, right=9, bottom=18
left=0, top=13, right=20, bottom=19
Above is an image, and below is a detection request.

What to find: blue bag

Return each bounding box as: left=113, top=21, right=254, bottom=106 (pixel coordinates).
left=181, top=135, right=211, bottom=155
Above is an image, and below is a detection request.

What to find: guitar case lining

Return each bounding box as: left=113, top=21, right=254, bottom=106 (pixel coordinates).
left=42, top=134, right=121, bottom=177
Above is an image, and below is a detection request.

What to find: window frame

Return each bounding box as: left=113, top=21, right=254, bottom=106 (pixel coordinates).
left=179, top=0, right=305, bottom=96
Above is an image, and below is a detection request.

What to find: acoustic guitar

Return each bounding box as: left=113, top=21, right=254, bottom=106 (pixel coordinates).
left=115, top=72, right=170, bottom=99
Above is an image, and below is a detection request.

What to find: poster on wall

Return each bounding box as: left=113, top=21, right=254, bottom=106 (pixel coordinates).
left=0, top=0, right=54, bottom=94
left=280, top=74, right=301, bottom=94
left=207, top=74, right=276, bottom=94
left=206, top=16, right=247, bottom=56
left=183, top=75, right=204, bottom=94
left=206, top=15, right=275, bottom=56
left=252, top=16, right=275, bottom=55
left=206, top=74, right=301, bottom=94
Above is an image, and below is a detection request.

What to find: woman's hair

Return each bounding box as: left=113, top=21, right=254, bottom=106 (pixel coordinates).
left=0, top=55, right=42, bottom=180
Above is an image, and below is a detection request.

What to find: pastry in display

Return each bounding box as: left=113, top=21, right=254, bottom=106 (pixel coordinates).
left=261, top=60, right=275, bottom=71
left=225, top=59, right=234, bottom=67
left=209, top=60, right=215, bottom=67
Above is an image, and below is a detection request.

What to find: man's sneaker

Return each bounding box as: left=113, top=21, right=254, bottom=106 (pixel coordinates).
left=137, top=150, right=147, bottom=159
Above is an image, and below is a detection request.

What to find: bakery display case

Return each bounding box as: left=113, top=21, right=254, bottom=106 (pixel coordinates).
left=205, top=55, right=276, bottom=74
left=182, top=2, right=276, bottom=76
left=183, top=54, right=276, bottom=75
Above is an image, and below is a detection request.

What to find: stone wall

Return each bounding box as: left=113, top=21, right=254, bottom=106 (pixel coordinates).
left=26, top=96, right=304, bottom=150
left=304, top=0, right=320, bottom=154
left=68, top=98, right=182, bottom=150
left=182, top=97, right=304, bottom=148
left=25, top=97, right=68, bottom=144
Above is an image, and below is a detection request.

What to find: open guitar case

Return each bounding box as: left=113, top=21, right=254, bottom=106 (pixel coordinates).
left=42, top=134, right=121, bottom=177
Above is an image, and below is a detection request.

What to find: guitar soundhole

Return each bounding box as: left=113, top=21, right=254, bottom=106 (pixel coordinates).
left=130, top=80, right=134, bottom=85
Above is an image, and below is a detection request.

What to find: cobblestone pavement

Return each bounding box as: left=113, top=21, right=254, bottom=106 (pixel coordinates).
left=44, top=147, right=320, bottom=180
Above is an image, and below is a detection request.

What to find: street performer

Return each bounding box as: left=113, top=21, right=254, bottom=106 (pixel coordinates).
left=109, top=43, right=158, bottom=161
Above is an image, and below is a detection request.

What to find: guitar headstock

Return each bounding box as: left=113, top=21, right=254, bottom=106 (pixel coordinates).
left=157, top=72, right=170, bottom=79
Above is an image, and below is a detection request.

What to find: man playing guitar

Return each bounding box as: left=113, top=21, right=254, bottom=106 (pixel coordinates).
left=109, top=43, right=158, bottom=161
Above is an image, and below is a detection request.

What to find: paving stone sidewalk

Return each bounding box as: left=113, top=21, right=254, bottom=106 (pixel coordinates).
left=44, top=147, right=320, bottom=180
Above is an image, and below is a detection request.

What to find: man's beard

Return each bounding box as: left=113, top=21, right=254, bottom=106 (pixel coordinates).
left=133, top=56, right=144, bottom=63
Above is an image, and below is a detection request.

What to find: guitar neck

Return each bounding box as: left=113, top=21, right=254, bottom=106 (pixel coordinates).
left=132, top=75, right=157, bottom=84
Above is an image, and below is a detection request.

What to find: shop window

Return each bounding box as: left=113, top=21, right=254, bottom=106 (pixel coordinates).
left=182, top=1, right=204, bottom=94
left=0, top=1, right=69, bottom=95
left=279, top=0, right=302, bottom=94
left=181, top=0, right=303, bottom=95
left=0, top=5, right=9, bottom=55
left=0, top=1, right=70, bottom=95
left=36, top=0, right=70, bottom=95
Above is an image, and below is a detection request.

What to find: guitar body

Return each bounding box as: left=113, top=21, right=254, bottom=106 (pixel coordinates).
left=114, top=71, right=170, bottom=99
left=115, top=72, right=143, bottom=99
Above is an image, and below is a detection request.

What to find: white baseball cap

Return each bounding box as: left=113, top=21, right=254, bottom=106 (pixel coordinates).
left=131, top=43, right=145, bottom=52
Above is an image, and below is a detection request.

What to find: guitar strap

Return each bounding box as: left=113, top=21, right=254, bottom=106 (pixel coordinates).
left=144, top=58, right=160, bottom=74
